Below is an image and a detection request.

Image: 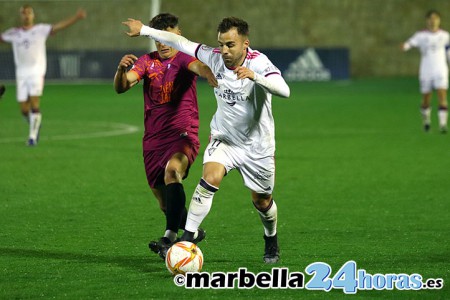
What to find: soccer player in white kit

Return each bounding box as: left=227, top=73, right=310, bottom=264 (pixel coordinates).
left=403, top=10, right=449, bottom=133
left=1, top=5, right=86, bottom=145
left=123, top=16, right=290, bottom=263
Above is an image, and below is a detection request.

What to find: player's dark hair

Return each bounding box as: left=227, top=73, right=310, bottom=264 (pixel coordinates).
left=217, top=17, right=249, bottom=36
left=149, top=13, right=179, bottom=30
left=426, top=9, right=440, bottom=19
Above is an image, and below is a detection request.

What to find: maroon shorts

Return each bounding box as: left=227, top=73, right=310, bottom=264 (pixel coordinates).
left=143, top=137, right=199, bottom=189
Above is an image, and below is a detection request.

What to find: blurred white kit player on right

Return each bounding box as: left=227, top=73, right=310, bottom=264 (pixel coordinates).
left=403, top=9, right=449, bottom=133
left=1, top=4, right=86, bottom=145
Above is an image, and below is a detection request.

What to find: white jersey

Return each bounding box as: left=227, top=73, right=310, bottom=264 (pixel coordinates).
left=1, top=24, right=52, bottom=78
left=196, top=46, right=281, bottom=157
left=404, top=29, right=450, bottom=79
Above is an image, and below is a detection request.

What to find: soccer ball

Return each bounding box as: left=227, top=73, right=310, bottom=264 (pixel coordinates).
left=165, top=241, right=203, bottom=275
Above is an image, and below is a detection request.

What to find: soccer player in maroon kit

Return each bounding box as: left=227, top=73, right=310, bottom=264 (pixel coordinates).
left=114, top=13, right=217, bottom=259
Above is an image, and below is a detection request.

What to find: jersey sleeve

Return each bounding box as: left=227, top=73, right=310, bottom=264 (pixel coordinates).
left=140, top=25, right=199, bottom=57
left=193, top=44, right=216, bottom=69
left=252, top=53, right=290, bottom=98
left=1, top=28, right=16, bottom=43
left=404, top=32, right=420, bottom=51
left=129, top=55, right=148, bottom=82
left=179, top=52, right=198, bottom=70
left=252, top=54, right=282, bottom=77
left=446, top=32, right=450, bottom=62
left=37, top=23, right=52, bottom=38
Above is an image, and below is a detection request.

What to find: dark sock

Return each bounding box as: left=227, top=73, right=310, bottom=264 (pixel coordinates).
left=180, top=206, right=188, bottom=230
left=164, top=182, right=186, bottom=233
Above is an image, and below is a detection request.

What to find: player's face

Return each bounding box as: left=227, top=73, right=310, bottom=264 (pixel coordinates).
left=427, top=13, right=441, bottom=31
left=20, top=6, right=34, bottom=27
left=155, top=26, right=180, bottom=59
left=218, top=28, right=249, bottom=68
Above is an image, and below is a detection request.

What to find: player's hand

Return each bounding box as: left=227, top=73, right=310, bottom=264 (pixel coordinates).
left=234, top=66, right=255, bottom=81
left=206, top=74, right=219, bottom=88
left=188, top=61, right=218, bottom=88
left=76, top=8, right=87, bottom=20
left=204, top=70, right=218, bottom=87
left=122, top=18, right=144, bottom=37
left=118, top=54, right=138, bottom=71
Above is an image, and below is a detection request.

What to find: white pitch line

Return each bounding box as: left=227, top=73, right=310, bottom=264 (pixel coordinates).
left=0, top=122, right=140, bottom=144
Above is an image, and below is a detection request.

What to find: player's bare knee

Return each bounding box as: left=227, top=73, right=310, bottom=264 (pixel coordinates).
left=252, top=193, right=272, bottom=210
left=202, top=163, right=225, bottom=187
left=164, top=168, right=183, bottom=184
left=438, top=97, right=448, bottom=107
left=202, top=172, right=222, bottom=188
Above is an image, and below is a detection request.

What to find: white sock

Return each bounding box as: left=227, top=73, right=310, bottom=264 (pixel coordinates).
left=421, top=107, right=431, bottom=125
left=438, top=107, right=448, bottom=128
left=23, top=113, right=30, bottom=123
left=29, top=112, right=42, bottom=140
left=256, top=199, right=278, bottom=237
left=164, top=230, right=177, bottom=242
left=184, top=178, right=218, bottom=233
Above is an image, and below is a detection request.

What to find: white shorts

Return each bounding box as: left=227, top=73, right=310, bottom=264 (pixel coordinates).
left=203, top=139, right=275, bottom=194
left=16, top=76, right=45, bottom=102
left=420, top=75, right=448, bottom=94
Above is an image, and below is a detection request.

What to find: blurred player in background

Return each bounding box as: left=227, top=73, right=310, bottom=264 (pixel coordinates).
left=403, top=9, right=449, bottom=133
left=114, top=13, right=217, bottom=259
left=0, top=5, right=86, bottom=145
left=123, top=16, right=290, bottom=263
left=0, top=84, right=5, bottom=99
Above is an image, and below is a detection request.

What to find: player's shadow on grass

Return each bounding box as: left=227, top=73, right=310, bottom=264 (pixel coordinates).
left=0, top=247, right=168, bottom=274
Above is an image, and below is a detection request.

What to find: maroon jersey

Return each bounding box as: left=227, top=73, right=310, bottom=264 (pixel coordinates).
left=130, top=51, right=199, bottom=151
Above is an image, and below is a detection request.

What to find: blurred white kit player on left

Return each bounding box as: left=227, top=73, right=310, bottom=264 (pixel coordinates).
left=1, top=4, right=86, bottom=145
left=403, top=9, right=449, bottom=133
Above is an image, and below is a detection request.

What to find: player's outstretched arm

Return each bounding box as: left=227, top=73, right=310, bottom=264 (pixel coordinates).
left=446, top=44, right=450, bottom=63
left=401, top=42, right=411, bottom=51
left=255, top=73, right=290, bottom=98
left=188, top=61, right=218, bottom=88
left=122, top=18, right=199, bottom=58
left=402, top=33, right=419, bottom=52
left=114, top=54, right=139, bottom=94
left=52, top=8, right=86, bottom=34
left=234, top=66, right=290, bottom=98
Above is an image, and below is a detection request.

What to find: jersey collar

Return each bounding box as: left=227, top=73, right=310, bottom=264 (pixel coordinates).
left=225, top=48, right=249, bottom=70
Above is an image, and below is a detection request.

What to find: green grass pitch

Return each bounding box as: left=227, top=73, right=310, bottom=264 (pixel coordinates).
left=0, top=78, right=448, bottom=299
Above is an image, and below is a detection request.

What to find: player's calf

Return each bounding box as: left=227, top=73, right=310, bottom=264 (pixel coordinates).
left=28, top=109, right=42, bottom=146
left=438, top=106, right=448, bottom=134
left=182, top=178, right=218, bottom=236
left=420, top=106, right=431, bottom=132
